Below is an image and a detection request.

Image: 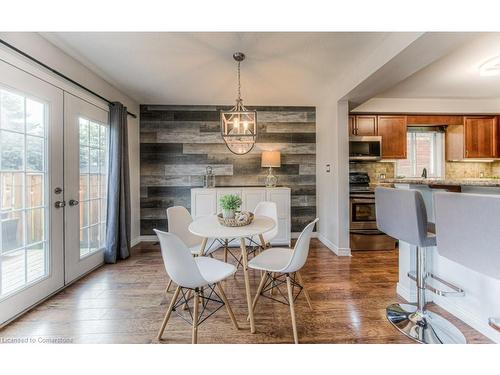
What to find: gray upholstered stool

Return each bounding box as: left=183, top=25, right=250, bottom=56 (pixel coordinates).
left=375, top=187, right=466, bottom=344
left=434, top=192, right=500, bottom=335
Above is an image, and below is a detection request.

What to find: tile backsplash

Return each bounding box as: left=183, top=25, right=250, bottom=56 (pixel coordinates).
left=349, top=162, right=395, bottom=184
left=445, top=162, right=494, bottom=179
left=351, top=160, right=500, bottom=182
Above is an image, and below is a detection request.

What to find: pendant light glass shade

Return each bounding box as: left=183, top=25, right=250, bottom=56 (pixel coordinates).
left=220, top=52, right=257, bottom=155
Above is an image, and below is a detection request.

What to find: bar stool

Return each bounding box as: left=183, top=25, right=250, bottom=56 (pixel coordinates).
left=434, top=192, right=500, bottom=335
left=375, top=187, right=466, bottom=344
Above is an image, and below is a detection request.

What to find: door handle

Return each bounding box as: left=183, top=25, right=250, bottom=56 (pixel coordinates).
left=69, top=199, right=79, bottom=207
left=54, top=200, right=66, bottom=208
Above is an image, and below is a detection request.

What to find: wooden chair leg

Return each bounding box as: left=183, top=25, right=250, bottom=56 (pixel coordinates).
left=157, top=285, right=181, bottom=341
left=247, top=271, right=267, bottom=321
left=286, top=275, right=299, bottom=344
left=216, top=282, right=239, bottom=330
left=270, top=273, right=275, bottom=295
left=224, top=240, right=228, bottom=263
left=296, top=271, right=313, bottom=311
left=192, top=290, right=199, bottom=344
left=165, top=279, right=173, bottom=293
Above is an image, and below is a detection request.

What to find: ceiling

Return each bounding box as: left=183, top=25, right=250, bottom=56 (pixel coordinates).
left=41, top=32, right=392, bottom=105
left=378, top=33, right=500, bottom=99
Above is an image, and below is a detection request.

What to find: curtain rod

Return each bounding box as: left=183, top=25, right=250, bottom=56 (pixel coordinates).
left=0, top=39, right=137, bottom=119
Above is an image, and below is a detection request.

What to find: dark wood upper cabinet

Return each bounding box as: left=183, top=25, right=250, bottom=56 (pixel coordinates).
left=377, top=115, right=407, bottom=159
left=464, top=116, right=499, bottom=158
left=355, top=115, right=377, bottom=136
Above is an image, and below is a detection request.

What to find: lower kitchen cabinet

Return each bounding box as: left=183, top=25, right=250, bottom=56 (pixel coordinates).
left=191, top=187, right=291, bottom=246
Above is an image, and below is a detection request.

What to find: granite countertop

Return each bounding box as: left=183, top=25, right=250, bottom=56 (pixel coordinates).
left=380, top=178, right=500, bottom=187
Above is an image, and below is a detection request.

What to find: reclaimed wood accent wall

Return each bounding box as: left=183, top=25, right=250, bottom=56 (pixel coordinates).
left=140, top=105, right=316, bottom=235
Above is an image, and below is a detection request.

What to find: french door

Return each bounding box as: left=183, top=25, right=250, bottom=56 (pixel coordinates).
left=0, top=60, right=64, bottom=324
left=64, top=93, right=108, bottom=283
left=0, top=61, right=110, bottom=325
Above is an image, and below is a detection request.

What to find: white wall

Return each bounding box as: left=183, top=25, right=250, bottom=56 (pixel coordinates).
left=0, top=32, right=141, bottom=245
left=316, top=33, right=424, bottom=254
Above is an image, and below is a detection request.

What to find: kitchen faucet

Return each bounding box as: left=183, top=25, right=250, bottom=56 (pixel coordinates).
left=421, top=168, right=427, bottom=179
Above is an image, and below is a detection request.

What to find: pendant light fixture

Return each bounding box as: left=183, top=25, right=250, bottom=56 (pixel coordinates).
left=220, top=52, right=257, bottom=155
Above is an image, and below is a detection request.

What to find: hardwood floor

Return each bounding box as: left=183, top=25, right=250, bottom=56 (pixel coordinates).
left=0, top=240, right=491, bottom=343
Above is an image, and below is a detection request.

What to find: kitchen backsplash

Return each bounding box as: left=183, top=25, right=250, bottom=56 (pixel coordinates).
left=350, top=160, right=500, bottom=182
left=350, top=162, right=395, bottom=184
left=140, top=105, right=316, bottom=235
left=445, top=162, right=498, bottom=179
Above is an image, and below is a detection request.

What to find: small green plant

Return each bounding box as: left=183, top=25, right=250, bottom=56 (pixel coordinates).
left=220, top=194, right=242, bottom=210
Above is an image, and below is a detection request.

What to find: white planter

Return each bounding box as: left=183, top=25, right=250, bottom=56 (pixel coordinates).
left=222, top=208, right=235, bottom=219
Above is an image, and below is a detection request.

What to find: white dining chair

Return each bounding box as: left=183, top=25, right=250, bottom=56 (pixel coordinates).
left=247, top=218, right=318, bottom=344
left=254, top=201, right=279, bottom=246
left=165, top=206, right=222, bottom=292
left=154, top=229, right=239, bottom=344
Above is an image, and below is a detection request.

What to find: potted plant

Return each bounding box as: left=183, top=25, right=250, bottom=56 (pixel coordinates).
left=220, top=194, right=242, bottom=219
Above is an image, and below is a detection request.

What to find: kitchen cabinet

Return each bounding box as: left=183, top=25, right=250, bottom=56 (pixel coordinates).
left=464, top=116, right=499, bottom=158
left=349, top=115, right=377, bottom=136
left=191, top=187, right=291, bottom=246
left=377, top=115, right=407, bottom=159
left=445, top=124, right=465, bottom=161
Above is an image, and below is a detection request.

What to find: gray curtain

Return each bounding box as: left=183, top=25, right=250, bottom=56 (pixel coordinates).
left=105, top=102, right=131, bottom=263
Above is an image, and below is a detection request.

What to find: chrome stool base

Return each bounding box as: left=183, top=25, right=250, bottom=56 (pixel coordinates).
left=386, top=303, right=466, bottom=344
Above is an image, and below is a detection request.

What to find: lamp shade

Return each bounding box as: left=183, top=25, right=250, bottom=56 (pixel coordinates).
left=261, top=151, right=281, bottom=168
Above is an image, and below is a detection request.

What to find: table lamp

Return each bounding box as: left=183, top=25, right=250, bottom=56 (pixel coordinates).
left=261, top=150, right=281, bottom=187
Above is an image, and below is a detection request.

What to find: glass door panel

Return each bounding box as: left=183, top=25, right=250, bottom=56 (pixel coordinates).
left=0, top=60, right=64, bottom=325
left=64, top=92, right=108, bottom=283
left=79, top=118, right=108, bottom=258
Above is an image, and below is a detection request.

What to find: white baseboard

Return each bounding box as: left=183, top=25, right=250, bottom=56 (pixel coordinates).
left=318, top=234, right=351, bottom=256
left=137, top=235, right=158, bottom=242
left=136, top=233, right=317, bottom=243
left=130, top=237, right=142, bottom=247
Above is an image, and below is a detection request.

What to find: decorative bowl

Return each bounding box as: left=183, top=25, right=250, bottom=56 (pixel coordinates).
left=217, top=212, right=254, bottom=227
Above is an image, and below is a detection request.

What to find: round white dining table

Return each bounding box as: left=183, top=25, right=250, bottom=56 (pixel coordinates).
left=189, top=215, right=275, bottom=333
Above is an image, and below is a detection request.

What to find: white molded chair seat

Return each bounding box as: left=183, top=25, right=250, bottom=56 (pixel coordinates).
left=253, top=201, right=279, bottom=245
left=195, top=257, right=236, bottom=284
left=247, top=218, right=318, bottom=344
left=167, top=206, right=222, bottom=256
left=248, top=248, right=293, bottom=272
left=154, top=229, right=239, bottom=343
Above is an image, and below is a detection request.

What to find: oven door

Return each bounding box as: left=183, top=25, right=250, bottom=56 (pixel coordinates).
left=350, top=197, right=377, bottom=230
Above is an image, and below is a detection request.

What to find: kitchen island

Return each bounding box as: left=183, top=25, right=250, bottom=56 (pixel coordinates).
left=383, top=179, right=500, bottom=343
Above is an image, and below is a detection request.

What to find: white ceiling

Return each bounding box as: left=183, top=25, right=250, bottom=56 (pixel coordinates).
left=378, top=33, right=500, bottom=99
left=40, top=32, right=392, bottom=105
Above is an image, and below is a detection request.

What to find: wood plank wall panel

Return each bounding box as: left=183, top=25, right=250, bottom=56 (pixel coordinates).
left=140, top=105, right=316, bottom=235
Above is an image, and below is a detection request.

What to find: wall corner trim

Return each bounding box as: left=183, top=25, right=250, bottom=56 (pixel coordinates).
left=318, top=233, right=351, bottom=256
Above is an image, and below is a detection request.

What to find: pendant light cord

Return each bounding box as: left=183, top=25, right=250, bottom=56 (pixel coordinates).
left=237, top=60, right=241, bottom=103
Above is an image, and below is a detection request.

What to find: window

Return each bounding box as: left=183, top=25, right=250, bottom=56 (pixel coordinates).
left=396, top=131, right=444, bottom=178
left=79, top=117, right=108, bottom=258
left=0, top=88, right=48, bottom=297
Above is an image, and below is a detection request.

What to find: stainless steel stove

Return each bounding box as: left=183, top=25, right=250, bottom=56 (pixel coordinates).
left=349, top=172, right=396, bottom=251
